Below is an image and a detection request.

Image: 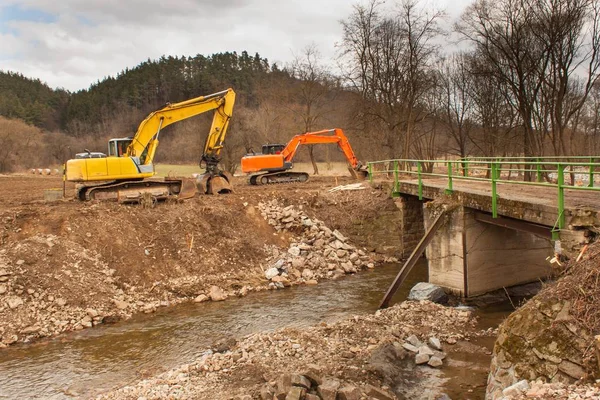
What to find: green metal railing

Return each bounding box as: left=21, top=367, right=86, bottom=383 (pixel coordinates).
left=367, top=157, right=600, bottom=240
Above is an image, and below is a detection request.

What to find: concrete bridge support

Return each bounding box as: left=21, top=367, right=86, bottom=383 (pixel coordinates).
left=424, top=205, right=554, bottom=297
left=395, top=195, right=425, bottom=259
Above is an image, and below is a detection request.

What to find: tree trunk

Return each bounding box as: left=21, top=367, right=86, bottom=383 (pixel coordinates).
left=308, top=145, right=319, bottom=175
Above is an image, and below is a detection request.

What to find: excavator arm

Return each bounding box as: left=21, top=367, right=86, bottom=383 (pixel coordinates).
left=127, top=88, right=235, bottom=165
left=280, top=128, right=361, bottom=169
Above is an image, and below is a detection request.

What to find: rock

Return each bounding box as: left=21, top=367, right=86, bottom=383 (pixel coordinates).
left=406, top=335, right=422, bottom=347
left=291, top=374, right=311, bottom=389
left=408, top=282, right=448, bottom=304
left=265, top=267, right=280, bottom=280
left=259, top=384, right=275, bottom=400
left=402, top=343, right=419, bottom=353
left=21, top=325, right=40, bottom=334
left=288, top=247, right=301, bottom=257
left=428, top=356, right=443, bottom=368
left=6, top=296, right=23, bottom=309
left=313, top=239, right=325, bottom=248
left=416, top=353, right=430, bottom=364
left=0, top=284, right=6, bottom=295
left=502, top=380, right=530, bottom=397
left=305, top=395, right=320, bottom=400
left=336, top=249, right=348, bottom=258
left=56, top=298, right=67, bottom=307
left=16, top=260, right=25, bottom=265
left=305, top=280, right=318, bottom=285
left=418, top=346, right=435, bottom=356
left=338, top=384, right=360, bottom=400
left=364, top=384, right=395, bottom=400
left=0, top=269, right=9, bottom=277
left=271, top=275, right=291, bottom=287
left=317, top=378, right=341, bottom=400
left=285, top=386, right=306, bottom=400
left=194, top=294, right=209, bottom=303
left=291, top=258, right=305, bottom=269
left=113, top=299, right=128, bottom=310
left=301, top=364, right=323, bottom=386
left=209, top=286, right=227, bottom=302
left=428, top=337, right=442, bottom=351
left=86, top=308, right=99, bottom=318
left=558, top=360, right=586, bottom=379
left=301, top=269, right=314, bottom=280
left=275, top=374, right=292, bottom=400
left=332, top=230, right=347, bottom=242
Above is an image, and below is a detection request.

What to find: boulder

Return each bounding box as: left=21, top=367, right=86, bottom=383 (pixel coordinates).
left=428, top=337, right=442, bottom=351
left=502, top=380, right=530, bottom=397
left=317, top=379, right=340, bottom=400
left=6, top=296, right=23, bottom=309
left=428, top=356, right=443, bottom=368
left=291, top=374, right=311, bottom=390
left=285, top=386, right=306, bottom=400
left=408, top=282, right=448, bottom=304
left=208, top=286, right=227, bottom=302
left=265, top=267, right=280, bottom=280
left=416, top=353, right=430, bottom=364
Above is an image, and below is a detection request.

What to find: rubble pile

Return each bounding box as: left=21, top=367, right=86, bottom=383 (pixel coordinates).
left=0, top=234, right=187, bottom=347
left=98, top=300, right=480, bottom=399
left=258, top=200, right=380, bottom=288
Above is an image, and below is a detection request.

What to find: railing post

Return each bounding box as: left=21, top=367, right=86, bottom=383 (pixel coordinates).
left=491, top=162, right=498, bottom=218
left=417, top=161, right=423, bottom=200
left=589, top=157, right=594, bottom=188
left=536, top=158, right=542, bottom=183
left=557, top=163, right=565, bottom=231
left=393, top=160, right=399, bottom=194
left=446, top=162, right=453, bottom=194
left=368, top=163, right=373, bottom=183
left=463, top=157, right=468, bottom=177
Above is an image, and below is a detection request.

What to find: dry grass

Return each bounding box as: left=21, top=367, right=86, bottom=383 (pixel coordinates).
left=548, top=242, right=600, bottom=334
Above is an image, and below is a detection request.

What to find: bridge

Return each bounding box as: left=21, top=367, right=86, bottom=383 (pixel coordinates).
left=368, top=157, right=600, bottom=302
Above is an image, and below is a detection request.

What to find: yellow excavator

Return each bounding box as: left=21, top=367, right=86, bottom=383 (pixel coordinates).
left=66, top=88, right=236, bottom=202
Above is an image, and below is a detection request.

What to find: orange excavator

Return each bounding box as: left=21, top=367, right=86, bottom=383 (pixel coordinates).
left=240, top=128, right=368, bottom=185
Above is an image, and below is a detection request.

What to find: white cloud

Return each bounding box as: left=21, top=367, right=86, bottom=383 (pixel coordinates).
left=0, top=0, right=471, bottom=91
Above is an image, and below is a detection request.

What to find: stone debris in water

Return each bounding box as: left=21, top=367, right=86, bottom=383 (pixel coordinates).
left=501, top=380, right=600, bottom=399
left=258, top=200, right=377, bottom=286
left=97, top=300, right=480, bottom=399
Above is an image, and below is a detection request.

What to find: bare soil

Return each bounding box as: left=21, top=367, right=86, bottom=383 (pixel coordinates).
left=0, top=174, right=398, bottom=346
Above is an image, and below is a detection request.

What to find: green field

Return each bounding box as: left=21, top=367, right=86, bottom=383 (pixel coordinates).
left=154, top=162, right=353, bottom=178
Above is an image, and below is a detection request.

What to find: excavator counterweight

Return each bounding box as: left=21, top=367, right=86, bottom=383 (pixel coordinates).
left=241, top=128, right=367, bottom=185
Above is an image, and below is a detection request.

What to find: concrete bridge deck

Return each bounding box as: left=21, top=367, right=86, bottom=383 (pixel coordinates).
left=395, top=177, right=600, bottom=229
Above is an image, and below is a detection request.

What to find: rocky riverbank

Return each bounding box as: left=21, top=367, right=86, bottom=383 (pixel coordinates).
left=486, top=243, right=600, bottom=399
left=0, top=189, right=380, bottom=348
left=98, top=299, right=494, bottom=400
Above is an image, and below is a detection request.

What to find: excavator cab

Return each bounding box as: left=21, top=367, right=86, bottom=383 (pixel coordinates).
left=261, top=144, right=285, bottom=155
left=108, top=137, right=134, bottom=157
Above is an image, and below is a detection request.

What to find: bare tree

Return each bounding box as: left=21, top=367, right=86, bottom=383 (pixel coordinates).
left=288, top=44, right=333, bottom=174
left=457, top=0, right=600, bottom=166
left=438, top=53, right=474, bottom=160
left=339, top=0, right=444, bottom=160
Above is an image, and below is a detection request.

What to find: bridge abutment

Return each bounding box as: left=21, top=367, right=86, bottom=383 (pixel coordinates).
left=395, top=195, right=425, bottom=259
left=425, top=206, right=554, bottom=297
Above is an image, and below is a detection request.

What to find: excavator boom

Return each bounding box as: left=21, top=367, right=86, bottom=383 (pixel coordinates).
left=241, top=128, right=367, bottom=185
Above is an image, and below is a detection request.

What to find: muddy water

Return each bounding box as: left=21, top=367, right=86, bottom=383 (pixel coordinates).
left=0, top=262, right=425, bottom=399
left=0, top=261, right=507, bottom=400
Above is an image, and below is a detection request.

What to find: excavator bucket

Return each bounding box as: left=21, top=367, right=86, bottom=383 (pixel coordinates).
left=175, top=178, right=198, bottom=199
left=348, top=166, right=369, bottom=180
left=196, top=171, right=234, bottom=195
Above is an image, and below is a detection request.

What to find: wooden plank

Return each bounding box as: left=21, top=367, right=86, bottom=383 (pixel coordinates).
left=379, top=209, right=447, bottom=309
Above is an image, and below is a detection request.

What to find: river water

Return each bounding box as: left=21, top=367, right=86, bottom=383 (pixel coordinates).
left=0, top=260, right=505, bottom=399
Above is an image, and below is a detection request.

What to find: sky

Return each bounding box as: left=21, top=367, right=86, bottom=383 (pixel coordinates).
left=0, top=0, right=470, bottom=92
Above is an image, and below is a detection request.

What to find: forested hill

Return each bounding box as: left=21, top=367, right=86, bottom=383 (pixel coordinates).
left=0, top=51, right=278, bottom=133
left=0, top=71, right=69, bottom=131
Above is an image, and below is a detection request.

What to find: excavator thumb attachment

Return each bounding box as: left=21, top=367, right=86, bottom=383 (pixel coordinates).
left=196, top=171, right=234, bottom=194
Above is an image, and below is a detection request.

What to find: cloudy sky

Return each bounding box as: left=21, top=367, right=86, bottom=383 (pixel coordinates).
left=0, top=0, right=469, bottom=92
